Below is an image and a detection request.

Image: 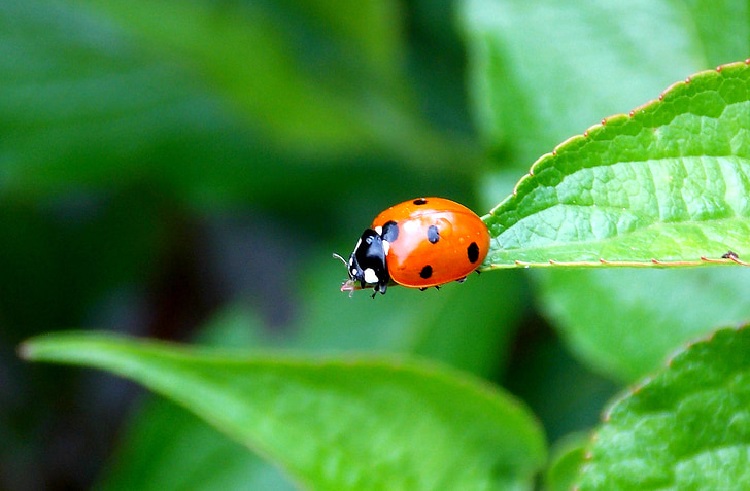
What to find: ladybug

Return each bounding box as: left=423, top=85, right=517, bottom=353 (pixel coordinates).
left=336, top=197, right=490, bottom=297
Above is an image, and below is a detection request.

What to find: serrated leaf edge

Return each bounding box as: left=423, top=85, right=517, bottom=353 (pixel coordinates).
left=481, top=59, right=750, bottom=270
left=575, top=323, right=750, bottom=490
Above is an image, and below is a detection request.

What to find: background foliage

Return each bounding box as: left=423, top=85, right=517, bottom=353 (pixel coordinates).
left=1, top=0, right=748, bottom=490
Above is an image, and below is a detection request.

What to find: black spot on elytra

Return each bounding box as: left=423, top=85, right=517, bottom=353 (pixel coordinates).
left=427, top=225, right=440, bottom=244
left=467, top=242, right=480, bottom=263
left=413, top=198, right=428, bottom=205
left=382, top=220, right=399, bottom=242
left=419, top=265, right=433, bottom=279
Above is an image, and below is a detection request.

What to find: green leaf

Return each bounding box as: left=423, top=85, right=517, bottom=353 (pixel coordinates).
left=296, top=259, right=525, bottom=379
left=537, top=268, right=750, bottom=381
left=99, top=259, right=525, bottom=490
left=1, top=1, right=268, bottom=201
left=681, top=0, right=750, bottom=67
left=459, top=0, right=715, bottom=165
left=98, top=398, right=296, bottom=491
left=576, top=326, right=750, bottom=490
left=65, top=0, right=462, bottom=163
left=22, top=332, right=546, bottom=491
left=544, top=433, right=588, bottom=491
left=1, top=1, right=472, bottom=205
left=98, top=308, right=299, bottom=491
left=480, top=61, right=750, bottom=268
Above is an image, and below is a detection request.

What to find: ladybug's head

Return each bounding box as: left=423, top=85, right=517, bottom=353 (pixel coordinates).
left=334, top=229, right=390, bottom=297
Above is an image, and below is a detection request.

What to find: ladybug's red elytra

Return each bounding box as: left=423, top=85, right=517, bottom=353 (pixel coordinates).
left=336, top=197, right=490, bottom=297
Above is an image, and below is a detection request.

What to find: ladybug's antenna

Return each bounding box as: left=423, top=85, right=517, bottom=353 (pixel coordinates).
left=332, top=253, right=348, bottom=266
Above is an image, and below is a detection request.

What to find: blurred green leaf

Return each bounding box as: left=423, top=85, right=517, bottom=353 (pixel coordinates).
left=577, top=326, right=750, bottom=490
left=480, top=61, right=750, bottom=267
left=99, top=255, right=526, bottom=490
left=459, top=0, right=717, bottom=165
left=23, top=332, right=546, bottom=491
left=98, top=305, right=298, bottom=491
left=1, top=1, right=476, bottom=208
left=296, top=257, right=525, bottom=378
left=682, top=0, right=749, bottom=67
left=98, top=398, right=297, bottom=491
left=537, top=268, right=750, bottom=381
left=1, top=1, right=259, bottom=199
left=544, top=432, right=588, bottom=491
left=502, top=330, right=618, bottom=442
left=71, top=0, right=409, bottom=154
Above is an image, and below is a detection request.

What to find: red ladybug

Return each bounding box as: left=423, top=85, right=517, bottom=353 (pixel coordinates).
left=336, top=197, right=490, bottom=297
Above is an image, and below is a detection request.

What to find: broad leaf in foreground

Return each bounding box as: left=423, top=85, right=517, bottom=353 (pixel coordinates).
left=99, top=274, right=524, bottom=490
left=577, top=326, right=750, bottom=490
left=98, top=398, right=297, bottom=491
left=481, top=60, right=750, bottom=268
left=21, top=332, right=545, bottom=491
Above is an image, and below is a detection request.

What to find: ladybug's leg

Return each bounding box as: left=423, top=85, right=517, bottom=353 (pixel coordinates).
left=455, top=277, right=467, bottom=283
left=371, top=280, right=387, bottom=298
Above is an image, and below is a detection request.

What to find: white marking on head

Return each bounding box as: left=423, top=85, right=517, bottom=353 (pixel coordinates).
left=374, top=225, right=382, bottom=235
left=363, top=268, right=379, bottom=284
left=383, top=240, right=390, bottom=255
left=350, top=268, right=358, bottom=276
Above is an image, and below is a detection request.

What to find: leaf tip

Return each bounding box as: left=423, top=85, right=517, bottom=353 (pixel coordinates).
left=17, top=340, right=36, bottom=361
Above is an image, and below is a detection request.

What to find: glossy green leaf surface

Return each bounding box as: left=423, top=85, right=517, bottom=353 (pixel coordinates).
left=479, top=61, right=750, bottom=268
left=577, top=326, right=750, bottom=490
left=22, top=332, right=545, bottom=491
